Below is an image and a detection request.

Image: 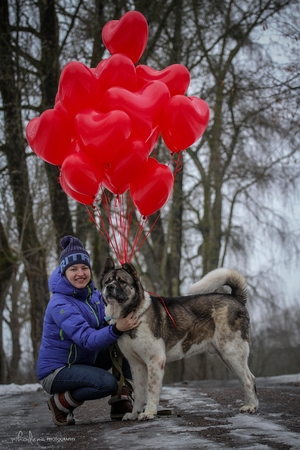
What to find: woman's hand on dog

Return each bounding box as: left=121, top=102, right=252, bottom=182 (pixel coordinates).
left=115, top=313, right=140, bottom=332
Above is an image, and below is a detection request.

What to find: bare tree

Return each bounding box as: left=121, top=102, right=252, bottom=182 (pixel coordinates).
left=132, top=0, right=299, bottom=379
left=0, top=221, right=16, bottom=382
left=0, top=0, right=49, bottom=361
left=0, top=0, right=299, bottom=382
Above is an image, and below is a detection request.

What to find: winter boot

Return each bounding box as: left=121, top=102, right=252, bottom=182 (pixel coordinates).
left=47, top=391, right=83, bottom=426
left=108, top=385, right=134, bottom=420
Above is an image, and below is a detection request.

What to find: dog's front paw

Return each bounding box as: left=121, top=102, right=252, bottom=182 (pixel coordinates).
left=122, top=412, right=139, bottom=421
left=138, top=411, right=156, bottom=421
left=240, top=404, right=258, bottom=414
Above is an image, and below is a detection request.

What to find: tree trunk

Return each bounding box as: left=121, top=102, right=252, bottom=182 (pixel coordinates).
left=202, top=83, right=225, bottom=275
left=165, top=157, right=184, bottom=297
left=38, top=0, right=74, bottom=255
left=0, top=0, right=49, bottom=363
left=163, top=0, right=185, bottom=383
left=91, top=0, right=107, bottom=67
left=0, top=221, right=16, bottom=383
left=7, top=281, right=22, bottom=383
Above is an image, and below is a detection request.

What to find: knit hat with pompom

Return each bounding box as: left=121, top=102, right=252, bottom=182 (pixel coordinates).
left=60, top=236, right=91, bottom=275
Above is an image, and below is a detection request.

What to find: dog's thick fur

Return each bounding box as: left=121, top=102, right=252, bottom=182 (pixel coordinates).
left=100, top=258, right=259, bottom=421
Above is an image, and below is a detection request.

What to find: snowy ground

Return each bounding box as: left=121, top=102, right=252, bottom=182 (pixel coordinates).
left=1, top=373, right=298, bottom=396
left=0, top=383, right=42, bottom=396
left=0, top=374, right=299, bottom=450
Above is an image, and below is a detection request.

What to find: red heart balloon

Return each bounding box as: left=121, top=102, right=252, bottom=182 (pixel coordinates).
left=59, top=171, right=95, bottom=205
left=136, top=64, right=190, bottom=97
left=161, top=95, right=210, bottom=152
left=102, top=81, right=170, bottom=141
left=75, top=108, right=132, bottom=164
left=53, top=98, right=76, bottom=136
left=61, top=150, right=104, bottom=196
left=146, top=126, right=160, bottom=155
left=95, top=54, right=138, bottom=97
left=58, top=61, right=100, bottom=116
left=102, top=176, right=129, bottom=195
left=130, top=158, right=174, bottom=216
left=102, top=11, right=148, bottom=64
left=106, top=139, right=149, bottom=189
left=26, top=109, right=74, bottom=166
left=26, top=117, right=39, bottom=149
left=93, top=59, right=107, bottom=78
left=53, top=99, right=70, bottom=116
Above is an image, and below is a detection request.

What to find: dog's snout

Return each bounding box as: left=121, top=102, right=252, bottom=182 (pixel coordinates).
left=105, top=283, right=116, bottom=293
left=105, top=283, right=116, bottom=294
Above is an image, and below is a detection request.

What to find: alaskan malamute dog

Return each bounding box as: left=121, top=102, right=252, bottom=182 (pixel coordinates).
left=100, top=258, right=258, bottom=421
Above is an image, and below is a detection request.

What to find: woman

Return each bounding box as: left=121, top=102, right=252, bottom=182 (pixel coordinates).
left=36, top=235, right=139, bottom=426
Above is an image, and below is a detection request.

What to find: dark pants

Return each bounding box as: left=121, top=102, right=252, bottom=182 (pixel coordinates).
left=50, top=348, right=131, bottom=403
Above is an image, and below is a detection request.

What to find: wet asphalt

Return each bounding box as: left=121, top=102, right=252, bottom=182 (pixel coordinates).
left=1, top=375, right=300, bottom=450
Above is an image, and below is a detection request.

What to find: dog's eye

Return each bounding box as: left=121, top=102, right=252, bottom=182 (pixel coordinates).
left=117, top=277, right=127, bottom=286
left=105, top=276, right=113, bottom=284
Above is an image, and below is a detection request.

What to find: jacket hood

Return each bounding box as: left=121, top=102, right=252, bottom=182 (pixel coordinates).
left=49, top=266, right=95, bottom=300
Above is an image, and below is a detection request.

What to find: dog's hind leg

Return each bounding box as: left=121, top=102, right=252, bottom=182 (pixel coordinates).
left=215, top=339, right=259, bottom=414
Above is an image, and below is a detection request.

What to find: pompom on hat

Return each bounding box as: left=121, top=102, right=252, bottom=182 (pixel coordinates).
left=60, top=236, right=91, bottom=275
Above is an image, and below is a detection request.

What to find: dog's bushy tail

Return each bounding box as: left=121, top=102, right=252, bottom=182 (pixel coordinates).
left=187, top=268, right=247, bottom=305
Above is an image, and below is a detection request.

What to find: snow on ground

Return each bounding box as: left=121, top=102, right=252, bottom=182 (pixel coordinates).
left=257, top=373, right=300, bottom=384
left=0, top=373, right=299, bottom=396
left=0, top=374, right=299, bottom=449
left=0, top=383, right=41, bottom=396
left=101, top=375, right=300, bottom=450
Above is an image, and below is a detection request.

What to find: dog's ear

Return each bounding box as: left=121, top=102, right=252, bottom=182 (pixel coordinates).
left=122, top=262, right=145, bottom=302
left=105, top=257, right=115, bottom=271
left=99, top=257, right=115, bottom=289
left=121, top=262, right=138, bottom=279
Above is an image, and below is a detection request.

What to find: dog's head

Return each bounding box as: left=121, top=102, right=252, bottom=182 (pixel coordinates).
left=100, top=257, right=145, bottom=315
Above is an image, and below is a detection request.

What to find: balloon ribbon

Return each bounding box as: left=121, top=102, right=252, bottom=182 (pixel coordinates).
left=148, top=292, right=177, bottom=329
left=85, top=191, right=159, bottom=264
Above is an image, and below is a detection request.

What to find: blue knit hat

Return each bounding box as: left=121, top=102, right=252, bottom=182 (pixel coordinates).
left=60, top=236, right=91, bottom=275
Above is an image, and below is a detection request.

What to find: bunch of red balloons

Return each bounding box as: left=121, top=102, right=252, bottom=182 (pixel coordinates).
left=26, top=11, right=210, bottom=217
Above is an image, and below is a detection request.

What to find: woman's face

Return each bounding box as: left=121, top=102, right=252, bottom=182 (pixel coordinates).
left=65, top=264, right=91, bottom=289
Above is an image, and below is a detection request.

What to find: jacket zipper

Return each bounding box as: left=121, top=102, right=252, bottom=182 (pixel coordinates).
left=68, top=343, right=77, bottom=367
left=85, top=298, right=100, bottom=329
left=86, top=288, right=100, bottom=364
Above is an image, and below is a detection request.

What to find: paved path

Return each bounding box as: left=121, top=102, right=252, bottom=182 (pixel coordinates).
left=0, top=375, right=299, bottom=449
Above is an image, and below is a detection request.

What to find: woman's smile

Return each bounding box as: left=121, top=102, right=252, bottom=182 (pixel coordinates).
left=65, top=264, right=91, bottom=288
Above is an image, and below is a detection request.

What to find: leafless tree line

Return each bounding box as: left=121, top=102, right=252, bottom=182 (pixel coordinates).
left=0, top=0, right=299, bottom=384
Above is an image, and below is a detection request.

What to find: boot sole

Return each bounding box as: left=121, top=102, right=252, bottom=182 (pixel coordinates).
left=157, top=408, right=172, bottom=416
left=110, top=413, right=125, bottom=420
left=47, top=398, right=75, bottom=427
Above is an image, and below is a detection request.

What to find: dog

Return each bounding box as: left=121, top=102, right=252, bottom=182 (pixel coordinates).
left=100, top=257, right=259, bottom=421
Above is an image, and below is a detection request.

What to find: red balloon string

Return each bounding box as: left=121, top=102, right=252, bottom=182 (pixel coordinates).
left=147, top=292, right=177, bottom=328
left=85, top=191, right=158, bottom=264
left=170, top=151, right=184, bottom=182
left=128, top=213, right=160, bottom=262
